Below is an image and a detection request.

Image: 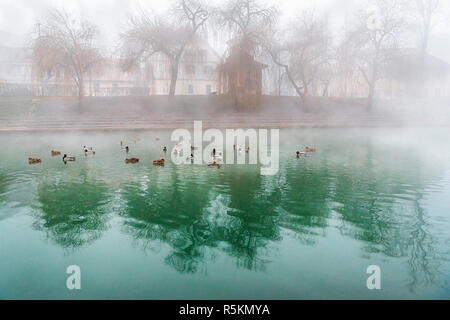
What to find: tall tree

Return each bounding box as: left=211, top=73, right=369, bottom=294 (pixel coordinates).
left=412, top=0, right=440, bottom=97
left=216, top=0, right=278, bottom=53
left=348, top=0, right=405, bottom=108
left=265, top=12, right=331, bottom=101
left=120, top=0, right=208, bottom=96
left=32, top=9, right=101, bottom=101
left=414, top=0, right=440, bottom=62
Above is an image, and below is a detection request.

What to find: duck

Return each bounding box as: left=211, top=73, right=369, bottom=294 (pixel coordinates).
left=305, top=147, right=316, bottom=153
left=83, top=146, right=96, bottom=155
left=125, top=158, right=139, bottom=164
left=163, top=147, right=168, bottom=153
left=28, top=158, right=42, bottom=164
left=153, top=159, right=165, bottom=166
left=213, top=150, right=223, bottom=162
left=51, top=151, right=61, bottom=156
left=208, top=161, right=221, bottom=167
left=63, top=154, right=76, bottom=162
left=296, top=151, right=307, bottom=158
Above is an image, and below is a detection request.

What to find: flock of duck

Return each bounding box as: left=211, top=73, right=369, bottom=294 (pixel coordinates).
left=27, top=140, right=317, bottom=166
left=29, top=146, right=96, bottom=165
left=28, top=140, right=167, bottom=166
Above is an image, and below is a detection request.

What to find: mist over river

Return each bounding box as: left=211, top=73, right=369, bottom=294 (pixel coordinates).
left=0, top=128, right=449, bottom=299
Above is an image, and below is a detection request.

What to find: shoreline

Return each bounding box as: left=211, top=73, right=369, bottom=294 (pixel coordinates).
left=1, top=120, right=449, bottom=132
left=1, top=96, right=449, bottom=131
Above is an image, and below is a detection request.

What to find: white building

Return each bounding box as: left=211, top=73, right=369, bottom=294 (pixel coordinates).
left=0, top=47, right=32, bottom=96
left=147, top=38, right=221, bottom=95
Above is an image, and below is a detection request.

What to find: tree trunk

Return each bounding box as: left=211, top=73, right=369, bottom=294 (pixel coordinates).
left=367, top=55, right=379, bottom=111
left=367, top=84, right=375, bottom=110
left=284, top=68, right=305, bottom=103
left=78, top=75, right=84, bottom=110
left=418, top=26, right=429, bottom=98
left=169, top=58, right=180, bottom=97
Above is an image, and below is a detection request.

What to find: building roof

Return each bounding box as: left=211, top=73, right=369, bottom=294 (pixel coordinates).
left=387, top=48, right=450, bottom=80
left=0, top=47, right=31, bottom=63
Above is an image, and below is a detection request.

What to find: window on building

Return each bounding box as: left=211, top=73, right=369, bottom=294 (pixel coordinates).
left=188, top=84, right=194, bottom=94
left=185, top=64, right=195, bottom=76
left=112, top=82, right=118, bottom=96
left=198, top=50, right=207, bottom=61
left=246, top=79, right=254, bottom=90
left=94, top=81, right=100, bottom=96
left=206, top=85, right=211, bottom=94
left=204, top=65, right=214, bottom=75
left=184, top=50, right=194, bottom=61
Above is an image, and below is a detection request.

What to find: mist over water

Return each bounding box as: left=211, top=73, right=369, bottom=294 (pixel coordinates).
left=1, top=0, right=450, bottom=302
left=0, top=128, right=449, bottom=299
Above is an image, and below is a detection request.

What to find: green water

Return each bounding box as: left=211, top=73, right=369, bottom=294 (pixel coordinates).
left=0, top=128, right=449, bottom=300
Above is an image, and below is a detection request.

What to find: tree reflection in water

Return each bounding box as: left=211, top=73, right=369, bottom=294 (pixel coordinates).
left=332, top=139, right=446, bottom=292
left=22, top=129, right=448, bottom=293
left=33, top=170, right=110, bottom=250
left=120, top=166, right=215, bottom=273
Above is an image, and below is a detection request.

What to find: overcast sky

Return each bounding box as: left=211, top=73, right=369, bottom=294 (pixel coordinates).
left=1, top=0, right=449, bottom=62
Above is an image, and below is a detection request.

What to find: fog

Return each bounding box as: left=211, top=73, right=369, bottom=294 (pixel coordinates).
left=1, top=0, right=449, bottom=60
left=0, top=0, right=449, bottom=128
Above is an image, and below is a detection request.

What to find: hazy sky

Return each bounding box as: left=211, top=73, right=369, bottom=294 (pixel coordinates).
left=0, top=0, right=449, bottom=62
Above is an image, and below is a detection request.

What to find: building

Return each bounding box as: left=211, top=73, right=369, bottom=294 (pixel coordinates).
left=218, top=39, right=267, bottom=108
left=0, top=47, right=32, bottom=96
left=31, top=56, right=148, bottom=97
left=147, top=38, right=221, bottom=95
left=86, top=58, right=149, bottom=97
left=30, top=36, right=221, bottom=97
left=325, top=50, right=450, bottom=100
left=377, top=50, right=450, bottom=99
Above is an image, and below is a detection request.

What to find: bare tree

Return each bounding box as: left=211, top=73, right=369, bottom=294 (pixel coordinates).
left=348, top=0, right=405, bottom=108
left=32, top=9, right=101, bottom=101
left=120, top=0, right=208, bottom=96
left=215, top=0, right=278, bottom=53
left=410, top=0, right=441, bottom=97
left=414, top=0, right=440, bottom=62
left=265, top=12, right=331, bottom=102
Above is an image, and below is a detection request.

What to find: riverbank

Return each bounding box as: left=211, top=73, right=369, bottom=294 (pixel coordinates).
left=0, top=96, right=449, bottom=131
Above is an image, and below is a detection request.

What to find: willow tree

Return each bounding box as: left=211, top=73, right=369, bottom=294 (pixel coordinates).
left=120, top=0, right=208, bottom=96
left=32, top=9, right=101, bottom=101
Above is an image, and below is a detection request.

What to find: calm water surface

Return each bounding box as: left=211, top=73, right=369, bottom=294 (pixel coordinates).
left=0, top=128, right=449, bottom=299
